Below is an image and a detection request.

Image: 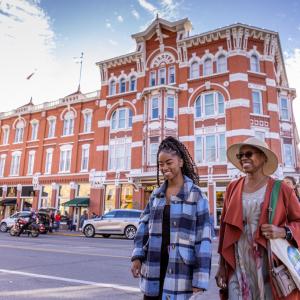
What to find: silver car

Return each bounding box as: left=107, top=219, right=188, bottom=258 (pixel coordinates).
left=0, top=211, right=31, bottom=232
left=82, top=209, right=142, bottom=239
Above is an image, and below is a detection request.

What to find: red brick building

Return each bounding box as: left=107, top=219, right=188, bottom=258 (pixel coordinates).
left=0, top=18, right=298, bottom=228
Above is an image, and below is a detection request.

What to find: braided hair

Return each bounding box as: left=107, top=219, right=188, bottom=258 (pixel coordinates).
left=156, top=136, right=199, bottom=186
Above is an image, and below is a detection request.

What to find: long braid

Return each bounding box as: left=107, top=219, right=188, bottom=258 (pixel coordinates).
left=156, top=136, right=199, bottom=186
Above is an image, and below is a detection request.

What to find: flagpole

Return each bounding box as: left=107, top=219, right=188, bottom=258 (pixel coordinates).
left=77, top=52, right=84, bottom=92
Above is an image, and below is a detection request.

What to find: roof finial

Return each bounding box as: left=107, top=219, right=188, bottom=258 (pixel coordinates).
left=156, top=13, right=159, bottom=20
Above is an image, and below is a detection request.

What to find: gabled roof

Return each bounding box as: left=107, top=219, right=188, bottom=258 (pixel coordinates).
left=131, top=17, right=192, bottom=42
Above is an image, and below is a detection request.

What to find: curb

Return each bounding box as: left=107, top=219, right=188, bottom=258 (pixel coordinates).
left=50, top=232, right=84, bottom=237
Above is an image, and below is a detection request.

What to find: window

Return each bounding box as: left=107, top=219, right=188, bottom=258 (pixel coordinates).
left=252, top=90, right=263, bottom=115
left=168, top=66, right=175, bottom=84
left=219, top=134, right=226, bottom=162
left=195, top=92, right=225, bottom=118
left=81, top=145, right=90, bottom=171
left=83, top=111, right=92, bottom=133
left=218, top=92, right=225, bottom=114
left=109, top=80, right=116, bottom=95
left=119, top=78, right=126, bottom=93
left=151, top=97, right=159, bottom=119
left=111, top=108, right=133, bottom=130
left=190, top=61, right=199, bottom=78
left=108, top=138, right=131, bottom=170
left=280, top=98, right=289, bottom=120
left=27, top=151, right=35, bottom=175
left=14, top=120, right=24, bottom=143
left=48, top=118, right=56, bottom=138
left=59, top=147, right=72, bottom=172
left=204, top=93, right=214, bottom=116
left=250, top=54, right=260, bottom=72
left=195, top=136, right=203, bottom=163
left=283, top=143, right=294, bottom=167
left=63, top=111, right=74, bottom=136
left=10, top=151, right=21, bottom=176
left=195, top=96, right=201, bottom=118
left=166, top=96, right=175, bottom=119
left=150, top=71, right=156, bottom=86
left=159, top=68, right=166, bottom=85
left=217, top=54, right=227, bottom=73
left=203, top=58, right=213, bottom=76
left=206, top=135, right=216, bottom=162
left=45, top=149, right=53, bottom=174
left=129, top=76, right=136, bottom=91
left=2, top=127, right=9, bottom=144
left=0, top=155, right=6, bottom=177
left=150, top=143, right=159, bottom=165
left=31, top=122, right=38, bottom=140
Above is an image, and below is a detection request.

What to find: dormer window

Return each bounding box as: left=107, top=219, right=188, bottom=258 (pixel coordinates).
left=250, top=54, right=260, bottom=72
left=119, top=78, right=126, bottom=93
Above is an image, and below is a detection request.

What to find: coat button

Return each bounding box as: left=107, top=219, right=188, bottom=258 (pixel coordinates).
left=173, top=221, right=177, bottom=226
left=168, top=268, right=173, bottom=274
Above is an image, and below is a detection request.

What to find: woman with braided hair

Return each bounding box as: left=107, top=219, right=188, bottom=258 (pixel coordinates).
left=131, top=136, right=212, bottom=300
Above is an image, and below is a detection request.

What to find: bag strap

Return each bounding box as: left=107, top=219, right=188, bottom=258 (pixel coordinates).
left=267, top=180, right=282, bottom=270
left=269, top=180, right=282, bottom=224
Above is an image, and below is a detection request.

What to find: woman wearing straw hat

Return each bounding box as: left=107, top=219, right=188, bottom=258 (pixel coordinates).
left=215, top=137, right=300, bottom=299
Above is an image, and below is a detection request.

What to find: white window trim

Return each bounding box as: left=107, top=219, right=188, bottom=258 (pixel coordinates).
left=80, top=144, right=90, bottom=172
left=216, top=54, right=227, bottom=73
left=108, top=137, right=132, bottom=171
left=158, top=67, right=166, bottom=85
left=10, top=151, right=22, bottom=176
left=190, top=61, right=200, bottom=79
left=27, top=150, right=35, bottom=175
left=82, top=109, right=93, bottom=133
left=149, top=142, right=159, bottom=165
left=252, top=89, right=263, bottom=115
left=149, top=71, right=156, bottom=86
left=150, top=97, right=160, bottom=120
left=119, top=77, right=126, bottom=93
left=165, top=95, right=176, bottom=120
left=2, top=126, right=10, bottom=145
left=279, top=97, right=290, bottom=121
left=47, top=118, right=56, bottom=138
left=110, top=108, right=133, bottom=131
left=203, top=57, right=213, bottom=76
left=168, top=66, right=176, bottom=84
left=129, top=76, right=137, bottom=91
left=282, top=142, right=295, bottom=168
left=30, top=121, right=39, bottom=141
left=0, top=154, right=7, bottom=177
left=44, top=148, right=53, bottom=174
left=62, top=111, right=75, bottom=136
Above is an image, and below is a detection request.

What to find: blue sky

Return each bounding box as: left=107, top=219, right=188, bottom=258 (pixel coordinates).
left=0, top=0, right=299, bottom=128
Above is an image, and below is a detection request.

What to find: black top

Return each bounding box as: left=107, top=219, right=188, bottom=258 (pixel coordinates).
left=161, top=205, right=170, bottom=256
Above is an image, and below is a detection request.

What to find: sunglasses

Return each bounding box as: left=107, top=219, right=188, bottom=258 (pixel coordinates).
left=236, top=151, right=261, bottom=160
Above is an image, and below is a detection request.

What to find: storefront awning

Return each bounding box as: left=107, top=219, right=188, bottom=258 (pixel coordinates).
left=63, top=197, right=89, bottom=207
left=0, top=199, right=17, bottom=206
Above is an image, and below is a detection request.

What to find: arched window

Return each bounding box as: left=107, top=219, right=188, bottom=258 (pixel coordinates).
left=110, top=108, right=133, bottom=130
left=63, top=111, right=74, bottom=136
left=14, top=120, right=25, bottom=143
left=129, top=76, right=136, bottom=91
left=250, top=54, right=260, bottom=72
left=119, top=78, right=126, bottom=93
left=203, top=58, right=213, bottom=76
left=190, top=61, right=199, bottom=79
left=217, top=55, right=227, bottom=73
left=195, top=96, right=201, bottom=118
left=109, top=80, right=116, bottom=95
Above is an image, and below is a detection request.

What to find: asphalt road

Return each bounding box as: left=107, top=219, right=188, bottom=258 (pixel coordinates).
left=0, top=232, right=220, bottom=300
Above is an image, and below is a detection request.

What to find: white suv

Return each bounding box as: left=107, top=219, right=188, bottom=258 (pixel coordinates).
left=0, top=211, right=31, bottom=232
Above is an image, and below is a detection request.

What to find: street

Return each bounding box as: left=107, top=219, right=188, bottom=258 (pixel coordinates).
left=0, top=232, right=219, bottom=299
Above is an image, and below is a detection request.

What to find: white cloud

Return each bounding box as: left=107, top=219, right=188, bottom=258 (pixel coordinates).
left=131, top=9, right=140, bottom=19
left=285, top=48, right=300, bottom=134
left=106, top=22, right=112, bottom=29
left=0, top=0, right=100, bottom=113
left=117, top=15, right=124, bottom=22
left=137, top=0, right=180, bottom=19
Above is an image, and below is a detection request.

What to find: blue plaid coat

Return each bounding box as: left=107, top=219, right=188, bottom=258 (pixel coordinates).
left=132, top=176, right=212, bottom=299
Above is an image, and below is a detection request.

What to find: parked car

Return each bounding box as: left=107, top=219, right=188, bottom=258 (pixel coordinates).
left=82, top=209, right=142, bottom=239
left=0, top=211, right=32, bottom=232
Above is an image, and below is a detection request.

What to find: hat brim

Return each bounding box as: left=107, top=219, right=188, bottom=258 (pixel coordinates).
left=227, top=142, right=278, bottom=176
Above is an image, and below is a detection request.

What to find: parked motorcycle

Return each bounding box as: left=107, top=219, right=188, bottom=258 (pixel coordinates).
left=9, top=218, right=40, bottom=237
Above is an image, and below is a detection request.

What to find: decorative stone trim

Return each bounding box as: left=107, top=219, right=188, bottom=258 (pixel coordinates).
left=178, top=136, right=194, bottom=142
left=96, top=145, right=109, bottom=151
left=98, top=120, right=110, bottom=128
left=266, top=78, right=276, bottom=87
left=225, top=99, right=250, bottom=108
left=268, top=103, right=278, bottom=112
left=248, top=83, right=266, bottom=91
left=132, top=115, right=143, bottom=123
left=229, top=73, right=248, bottom=82
left=179, top=107, right=194, bottom=115
left=131, top=141, right=143, bottom=148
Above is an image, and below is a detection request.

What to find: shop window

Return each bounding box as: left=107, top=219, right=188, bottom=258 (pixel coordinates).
left=77, top=183, right=90, bottom=197
left=216, top=191, right=225, bottom=226
left=120, top=185, right=133, bottom=209
left=58, top=184, right=71, bottom=214
left=40, top=185, right=52, bottom=209
left=105, top=185, right=116, bottom=212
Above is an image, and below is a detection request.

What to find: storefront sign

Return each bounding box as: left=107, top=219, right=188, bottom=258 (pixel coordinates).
left=145, top=185, right=156, bottom=192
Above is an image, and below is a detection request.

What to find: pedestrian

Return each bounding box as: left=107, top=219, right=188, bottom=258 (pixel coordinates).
left=131, top=136, right=212, bottom=299
left=91, top=212, right=98, bottom=218
left=283, top=176, right=300, bottom=201
left=79, top=210, right=88, bottom=230
left=54, top=211, right=61, bottom=232
left=216, top=137, right=300, bottom=299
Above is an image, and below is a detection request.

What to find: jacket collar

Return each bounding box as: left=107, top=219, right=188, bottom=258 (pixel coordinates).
left=153, top=175, right=194, bottom=201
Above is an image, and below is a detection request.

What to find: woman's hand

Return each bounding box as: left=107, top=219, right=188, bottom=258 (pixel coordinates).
left=215, top=264, right=227, bottom=289
left=261, top=224, right=286, bottom=239
left=131, top=259, right=141, bottom=278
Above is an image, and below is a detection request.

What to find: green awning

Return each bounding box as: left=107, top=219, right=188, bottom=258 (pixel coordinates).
left=63, top=197, right=89, bottom=207
left=0, top=199, right=17, bottom=206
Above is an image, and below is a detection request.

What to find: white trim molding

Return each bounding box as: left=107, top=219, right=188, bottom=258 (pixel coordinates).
left=225, top=98, right=250, bottom=108
left=248, top=83, right=266, bottom=91
left=229, top=73, right=248, bottom=82
left=98, top=120, right=110, bottom=128
left=96, top=145, right=109, bottom=151
left=268, top=103, right=279, bottom=112
left=179, top=136, right=195, bottom=142
left=132, top=115, right=143, bottom=123
left=131, top=141, right=143, bottom=148
left=179, top=107, right=194, bottom=115
left=226, top=129, right=253, bottom=137
left=99, top=100, right=107, bottom=107
left=266, top=78, right=276, bottom=87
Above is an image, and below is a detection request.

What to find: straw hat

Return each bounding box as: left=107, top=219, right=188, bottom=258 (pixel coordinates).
left=227, top=137, right=278, bottom=175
